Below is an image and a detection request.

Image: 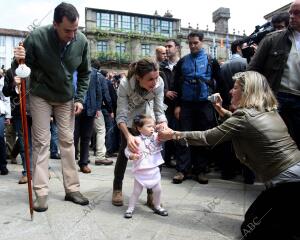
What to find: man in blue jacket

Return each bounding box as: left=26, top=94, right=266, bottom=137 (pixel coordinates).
left=173, top=31, right=216, bottom=185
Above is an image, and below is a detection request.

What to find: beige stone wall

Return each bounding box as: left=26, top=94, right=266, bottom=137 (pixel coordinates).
left=85, top=8, right=243, bottom=71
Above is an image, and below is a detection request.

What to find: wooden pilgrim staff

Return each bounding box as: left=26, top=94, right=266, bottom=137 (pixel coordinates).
left=15, top=42, right=33, bottom=220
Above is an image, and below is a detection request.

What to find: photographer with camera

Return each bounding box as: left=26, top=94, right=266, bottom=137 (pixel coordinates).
left=241, top=11, right=289, bottom=63
left=247, top=0, right=300, bottom=148
left=240, top=21, right=273, bottom=63
left=240, top=12, right=289, bottom=65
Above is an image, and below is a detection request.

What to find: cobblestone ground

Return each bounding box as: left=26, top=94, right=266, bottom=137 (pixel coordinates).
left=0, top=155, right=263, bottom=240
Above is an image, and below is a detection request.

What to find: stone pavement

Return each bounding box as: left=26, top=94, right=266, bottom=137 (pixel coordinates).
left=0, top=156, right=264, bottom=240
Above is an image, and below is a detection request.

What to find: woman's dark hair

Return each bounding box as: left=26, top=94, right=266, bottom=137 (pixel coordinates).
left=132, top=114, right=153, bottom=132
left=54, top=2, right=79, bottom=23
left=127, top=58, right=159, bottom=80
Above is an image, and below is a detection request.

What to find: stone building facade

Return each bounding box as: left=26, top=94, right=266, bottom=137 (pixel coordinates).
left=264, top=2, right=291, bottom=21
left=85, top=8, right=181, bottom=71
left=85, top=7, right=241, bottom=71
left=0, top=7, right=245, bottom=72
left=0, top=28, right=28, bottom=69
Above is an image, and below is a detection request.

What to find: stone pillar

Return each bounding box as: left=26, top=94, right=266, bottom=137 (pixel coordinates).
left=212, top=8, right=230, bottom=34
left=130, top=39, right=140, bottom=61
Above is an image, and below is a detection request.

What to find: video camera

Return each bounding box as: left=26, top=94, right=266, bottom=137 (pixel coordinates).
left=240, top=22, right=275, bottom=61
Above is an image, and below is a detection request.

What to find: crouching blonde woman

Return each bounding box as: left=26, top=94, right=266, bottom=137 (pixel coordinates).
left=159, top=71, right=300, bottom=239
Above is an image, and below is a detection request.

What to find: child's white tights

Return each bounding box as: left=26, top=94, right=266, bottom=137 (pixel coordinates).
left=127, top=179, right=161, bottom=212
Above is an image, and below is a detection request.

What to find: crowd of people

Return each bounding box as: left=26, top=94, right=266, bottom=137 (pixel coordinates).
left=1, top=0, right=300, bottom=238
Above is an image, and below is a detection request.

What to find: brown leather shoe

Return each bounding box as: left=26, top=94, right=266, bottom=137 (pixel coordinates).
left=18, top=175, right=28, bottom=184
left=80, top=165, right=91, bottom=174
left=33, top=195, right=48, bottom=212
left=95, top=159, right=113, bottom=166
left=197, top=173, right=209, bottom=184
left=65, top=191, right=89, bottom=205
left=173, top=172, right=184, bottom=184
left=112, top=190, right=123, bottom=206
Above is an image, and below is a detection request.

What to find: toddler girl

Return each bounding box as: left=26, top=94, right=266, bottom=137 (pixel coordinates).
left=124, top=114, right=168, bottom=218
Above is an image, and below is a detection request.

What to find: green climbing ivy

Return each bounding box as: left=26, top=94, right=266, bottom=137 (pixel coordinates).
left=94, top=28, right=168, bottom=42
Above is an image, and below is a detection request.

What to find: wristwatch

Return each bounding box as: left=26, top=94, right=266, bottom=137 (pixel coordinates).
left=172, top=131, right=188, bottom=147
left=172, top=131, right=180, bottom=140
